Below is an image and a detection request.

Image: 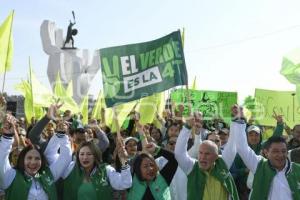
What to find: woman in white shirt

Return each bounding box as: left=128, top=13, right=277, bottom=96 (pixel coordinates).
left=0, top=110, right=72, bottom=200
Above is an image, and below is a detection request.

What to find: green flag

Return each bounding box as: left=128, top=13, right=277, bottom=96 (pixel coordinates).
left=0, top=11, right=14, bottom=73
left=100, top=30, right=187, bottom=107
left=171, top=89, right=237, bottom=122
left=281, top=48, right=300, bottom=85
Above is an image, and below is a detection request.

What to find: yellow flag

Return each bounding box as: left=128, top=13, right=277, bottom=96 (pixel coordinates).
left=14, top=80, right=27, bottom=96
left=111, top=101, right=137, bottom=133
left=191, top=76, right=197, bottom=90
left=0, top=11, right=14, bottom=73
left=80, top=95, right=89, bottom=125
left=23, top=81, right=34, bottom=122
left=91, top=91, right=103, bottom=120
left=30, top=64, right=52, bottom=107
left=15, top=78, right=46, bottom=122
left=66, top=80, right=73, bottom=97
left=136, top=93, right=163, bottom=125
left=54, top=73, right=79, bottom=112
left=15, top=79, right=45, bottom=121
left=153, top=92, right=165, bottom=128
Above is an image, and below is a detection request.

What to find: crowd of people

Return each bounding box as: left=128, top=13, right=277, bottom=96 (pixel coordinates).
left=0, top=96, right=299, bottom=200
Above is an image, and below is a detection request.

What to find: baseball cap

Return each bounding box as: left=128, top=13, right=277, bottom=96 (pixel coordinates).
left=124, top=137, right=139, bottom=145
left=247, top=125, right=261, bottom=134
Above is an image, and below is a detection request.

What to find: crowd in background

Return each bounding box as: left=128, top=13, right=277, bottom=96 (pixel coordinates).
left=0, top=96, right=299, bottom=200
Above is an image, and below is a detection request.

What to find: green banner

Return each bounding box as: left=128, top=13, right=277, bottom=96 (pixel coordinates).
left=255, top=88, right=299, bottom=127
left=100, top=30, right=187, bottom=107
left=171, top=89, right=237, bottom=122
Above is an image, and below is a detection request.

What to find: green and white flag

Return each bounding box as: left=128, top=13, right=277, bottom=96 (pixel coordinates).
left=100, top=30, right=187, bottom=107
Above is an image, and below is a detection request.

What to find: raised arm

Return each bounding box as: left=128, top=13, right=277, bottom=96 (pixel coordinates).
left=43, top=133, right=60, bottom=166
left=28, top=104, right=55, bottom=153
left=174, top=125, right=196, bottom=175
left=221, top=124, right=237, bottom=169
left=154, top=147, right=178, bottom=185
left=0, top=114, right=17, bottom=189
left=107, top=138, right=132, bottom=190
left=272, top=113, right=284, bottom=137
left=106, top=165, right=132, bottom=190
left=187, top=111, right=204, bottom=159
left=231, top=121, right=261, bottom=173
left=94, top=126, right=109, bottom=152
left=28, top=115, right=50, bottom=145
left=0, top=136, right=16, bottom=189
left=48, top=133, right=72, bottom=181
left=230, top=105, right=261, bottom=173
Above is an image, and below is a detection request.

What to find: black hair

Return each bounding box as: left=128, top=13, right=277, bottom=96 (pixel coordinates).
left=76, top=141, right=102, bottom=167
left=166, top=122, right=179, bottom=136
left=206, top=131, right=217, bottom=140
left=15, top=144, right=48, bottom=174
left=264, top=136, right=287, bottom=150
left=133, top=153, right=158, bottom=181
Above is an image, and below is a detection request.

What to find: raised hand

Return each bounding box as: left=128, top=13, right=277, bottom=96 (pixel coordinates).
left=2, top=113, right=17, bottom=135
left=231, top=104, right=245, bottom=121
left=185, top=113, right=195, bottom=129
left=0, top=95, right=6, bottom=107
left=116, top=137, right=128, bottom=165
left=47, top=100, right=64, bottom=120
left=144, top=142, right=157, bottom=155
left=193, top=111, right=203, bottom=135
left=272, top=111, right=284, bottom=124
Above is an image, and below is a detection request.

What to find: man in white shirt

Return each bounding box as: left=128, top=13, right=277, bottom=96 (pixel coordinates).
left=230, top=105, right=300, bottom=200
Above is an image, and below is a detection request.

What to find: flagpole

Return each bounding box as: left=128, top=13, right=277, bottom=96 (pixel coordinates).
left=1, top=10, right=14, bottom=93
left=113, top=107, right=122, bottom=140
left=181, top=27, right=191, bottom=115
left=28, top=57, right=35, bottom=119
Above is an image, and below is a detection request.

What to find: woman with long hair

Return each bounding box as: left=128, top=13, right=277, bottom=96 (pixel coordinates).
left=127, top=124, right=178, bottom=200
left=62, top=139, right=132, bottom=200
left=0, top=111, right=72, bottom=200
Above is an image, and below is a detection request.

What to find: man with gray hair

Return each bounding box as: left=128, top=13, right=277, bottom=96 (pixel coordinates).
left=175, top=115, right=239, bottom=200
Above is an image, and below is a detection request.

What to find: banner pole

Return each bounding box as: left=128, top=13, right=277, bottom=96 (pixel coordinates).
left=1, top=10, right=14, bottom=93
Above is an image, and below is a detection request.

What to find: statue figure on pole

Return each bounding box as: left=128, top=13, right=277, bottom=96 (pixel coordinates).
left=40, top=13, right=100, bottom=104
left=62, top=11, right=78, bottom=49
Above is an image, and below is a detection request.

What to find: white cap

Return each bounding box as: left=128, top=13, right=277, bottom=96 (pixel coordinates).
left=124, top=137, right=139, bottom=145
left=247, top=125, right=261, bottom=134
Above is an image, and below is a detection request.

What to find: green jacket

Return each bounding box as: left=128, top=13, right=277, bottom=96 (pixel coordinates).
left=127, top=174, right=170, bottom=200
left=187, top=158, right=239, bottom=200
left=5, top=168, right=57, bottom=200
left=251, top=159, right=300, bottom=200
left=63, top=163, right=113, bottom=200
